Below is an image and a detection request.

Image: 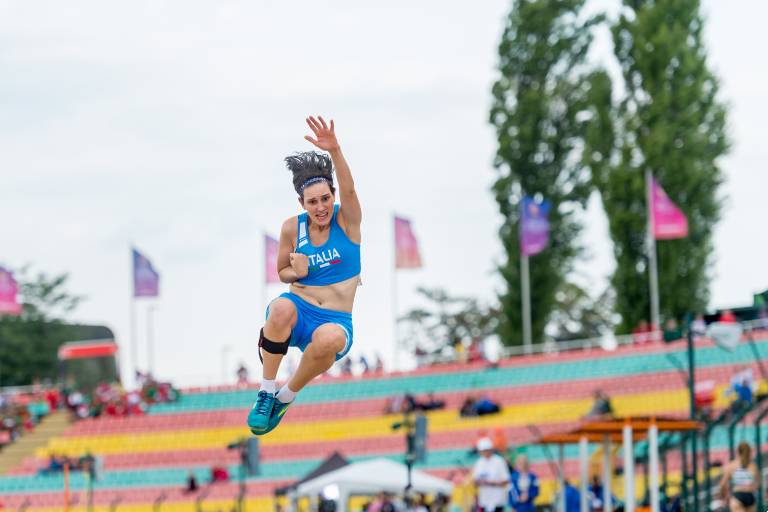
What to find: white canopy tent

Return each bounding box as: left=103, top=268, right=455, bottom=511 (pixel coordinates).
left=295, top=458, right=453, bottom=512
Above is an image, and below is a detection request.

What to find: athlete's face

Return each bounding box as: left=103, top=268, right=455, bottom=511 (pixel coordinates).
left=301, top=183, right=334, bottom=226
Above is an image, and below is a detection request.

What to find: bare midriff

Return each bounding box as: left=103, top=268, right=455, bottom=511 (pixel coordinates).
left=289, top=274, right=359, bottom=313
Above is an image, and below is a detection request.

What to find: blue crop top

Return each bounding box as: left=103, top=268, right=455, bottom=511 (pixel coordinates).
left=296, top=204, right=361, bottom=286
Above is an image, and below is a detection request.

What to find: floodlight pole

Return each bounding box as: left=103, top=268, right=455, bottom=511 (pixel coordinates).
left=685, top=318, right=700, bottom=512
left=754, top=405, right=768, bottom=512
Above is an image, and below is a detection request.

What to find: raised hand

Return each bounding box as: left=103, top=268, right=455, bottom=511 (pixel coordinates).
left=304, top=116, right=340, bottom=152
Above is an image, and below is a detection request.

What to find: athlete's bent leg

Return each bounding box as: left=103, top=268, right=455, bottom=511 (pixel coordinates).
left=288, top=323, right=346, bottom=392
left=248, top=298, right=297, bottom=434
left=261, top=298, right=297, bottom=381
left=257, top=324, right=347, bottom=435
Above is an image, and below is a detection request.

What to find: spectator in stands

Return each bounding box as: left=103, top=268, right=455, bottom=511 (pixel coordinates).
left=236, top=363, right=250, bottom=387
left=341, top=356, right=353, bottom=376
left=417, top=392, right=446, bottom=411
left=720, top=442, right=758, bottom=512
left=586, top=389, right=614, bottom=419
left=719, top=309, right=737, bottom=323
left=373, top=353, right=385, bottom=373
left=727, top=367, right=755, bottom=413
left=509, top=454, right=539, bottom=512
left=359, top=354, right=370, bottom=374
left=691, top=314, right=707, bottom=339
left=472, top=437, right=511, bottom=512
left=632, top=320, right=650, bottom=344
left=560, top=480, right=581, bottom=512
left=475, top=396, right=501, bottom=416
left=209, top=464, right=229, bottom=483
left=183, top=470, right=199, bottom=493
left=663, top=319, right=682, bottom=343
left=460, top=395, right=500, bottom=417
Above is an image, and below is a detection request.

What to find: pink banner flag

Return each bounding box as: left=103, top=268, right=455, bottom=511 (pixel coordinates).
left=0, top=267, right=22, bottom=316
left=394, top=216, right=422, bottom=269
left=264, top=234, right=280, bottom=284
left=651, top=177, right=689, bottom=240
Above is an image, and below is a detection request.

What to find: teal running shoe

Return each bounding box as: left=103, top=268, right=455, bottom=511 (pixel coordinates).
left=247, top=390, right=275, bottom=434
left=256, top=398, right=292, bottom=436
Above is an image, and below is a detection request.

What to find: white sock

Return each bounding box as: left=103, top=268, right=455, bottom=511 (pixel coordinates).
left=276, top=384, right=297, bottom=404
left=259, top=379, right=277, bottom=394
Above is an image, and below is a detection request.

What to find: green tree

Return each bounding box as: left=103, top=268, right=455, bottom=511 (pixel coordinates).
left=399, top=287, right=499, bottom=356
left=587, top=0, right=728, bottom=333
left=490, top=0, right=602, bottom=346
left=0, top=267, right=84, bottom=385
left=548, top=283, right=617, bottom=341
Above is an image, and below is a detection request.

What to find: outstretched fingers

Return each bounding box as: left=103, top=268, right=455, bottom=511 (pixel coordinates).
left=306, top=116, right=322, bottom=134
left=304, top=135, right=319, bottom=146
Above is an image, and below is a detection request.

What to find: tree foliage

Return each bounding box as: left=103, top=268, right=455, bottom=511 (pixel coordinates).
left=399, top=287, right=499, bottom=355
left=0, top=267, right=85, bottom=386
left=586, top=0, right=728, bottom=332
left=490, top=0, right=603, bottom=346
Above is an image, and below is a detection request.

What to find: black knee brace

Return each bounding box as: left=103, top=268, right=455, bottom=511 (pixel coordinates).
left=258, top=328, right=289, bottom=363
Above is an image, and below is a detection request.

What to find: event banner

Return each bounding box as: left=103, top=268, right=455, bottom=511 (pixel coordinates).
left=394, top=216, right=422, bottom=269
left=133, top=248, right=160, bottom=298
left=519, top=196, right=551, bottom=256
left=0, top=266, right=22, bottom=316
left=264, top=234, right=280, bottom=284
left=650, top=178, right=688, bottom=240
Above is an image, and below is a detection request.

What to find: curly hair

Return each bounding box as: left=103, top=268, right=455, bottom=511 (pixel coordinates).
left=284, top=151, right=335, bottom=197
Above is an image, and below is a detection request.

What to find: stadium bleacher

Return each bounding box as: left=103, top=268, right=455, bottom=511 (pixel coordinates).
left=1, top=334, right=767, bottom=511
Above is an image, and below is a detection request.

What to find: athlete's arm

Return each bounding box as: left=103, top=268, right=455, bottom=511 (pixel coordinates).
left=277, top=217, right=307, bottom=283
left=304, top=116, right=361, bottom=240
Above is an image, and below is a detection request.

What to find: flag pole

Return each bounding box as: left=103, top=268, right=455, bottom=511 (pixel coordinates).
left=262, top=229, right=268, bottom=316
left=129, top=247, right=138, bottom=387
left=521, top=253, right=532, bottom=354
left=392, top=213, right=399, bottom=371
left=646, top=170, right=661, bottom=335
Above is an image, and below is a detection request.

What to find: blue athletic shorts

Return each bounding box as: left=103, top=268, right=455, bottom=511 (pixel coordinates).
left=265, top=292, right=353, bottom=361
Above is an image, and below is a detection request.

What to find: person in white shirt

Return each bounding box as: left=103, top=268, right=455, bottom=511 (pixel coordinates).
left=472, top=437, right=511, bottom=512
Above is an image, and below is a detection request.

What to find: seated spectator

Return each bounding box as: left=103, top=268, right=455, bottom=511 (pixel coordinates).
left=461, top=395, right=500, bottom=417
left=209, top=464, right=229, bottom=483
left=719, top=309, right=737, bottom=323
left=236, top=363, right=249, bottom=387
left=728, top=378, right=753, bottom=413
left=341, top=357, right=353, bottom=375
left=663, top=318, right=682, bottom=343
left=184, top=470, right=199, bottom=493
left=632, top=320, right=652, bottom=344
left=586, top=389, right=614, bottom=419
left=373, top=353, right=384, bottom=373
left=415, top=392, right=446, bottom=411
left=460, top=396, right=478, bottom=417
left=475, top=396, right=501, bottom=416
left=468, top=338, right=484, bottom=363
left=691, top=314, right=707, bottom=339
left=359, top=355, right=370, bottom=374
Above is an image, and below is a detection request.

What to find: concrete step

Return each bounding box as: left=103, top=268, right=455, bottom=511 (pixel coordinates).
left=0, top=410, right=71, bottom=475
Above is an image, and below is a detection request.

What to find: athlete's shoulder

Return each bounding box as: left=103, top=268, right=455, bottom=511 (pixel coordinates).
left=280, top=216, right=299, bottom=238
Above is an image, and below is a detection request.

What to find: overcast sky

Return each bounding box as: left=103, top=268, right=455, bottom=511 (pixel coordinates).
left=2, top=1, right=766, bottom=388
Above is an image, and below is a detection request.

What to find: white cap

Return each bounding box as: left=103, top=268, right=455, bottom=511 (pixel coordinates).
left=476, top=438, right=493, bottom=451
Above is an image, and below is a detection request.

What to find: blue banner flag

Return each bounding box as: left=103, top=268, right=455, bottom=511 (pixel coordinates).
left=133, top=248, right=159, bottom=298
left=519, top=196, right=551, bottom=256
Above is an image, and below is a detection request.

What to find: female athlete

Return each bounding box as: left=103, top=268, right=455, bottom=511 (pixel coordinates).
left=247, top=115, right=361, bottom=435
